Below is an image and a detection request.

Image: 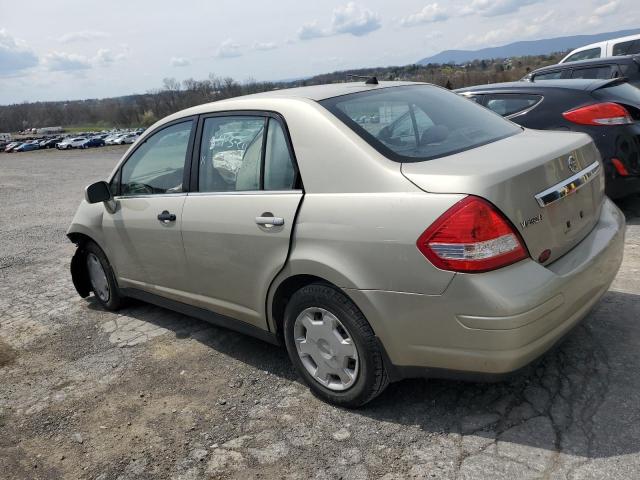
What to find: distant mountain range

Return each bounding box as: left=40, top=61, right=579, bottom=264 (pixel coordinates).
left=417, top=28, right=640, bottom=65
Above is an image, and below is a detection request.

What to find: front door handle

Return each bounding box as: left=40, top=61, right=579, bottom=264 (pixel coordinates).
left=157, top=210, right=177, bottom=223
left=255, top=215, right=284, bottom=227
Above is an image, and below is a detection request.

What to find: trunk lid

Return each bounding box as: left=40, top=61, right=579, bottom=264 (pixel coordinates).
left=401, top=129, right=605, bottom=265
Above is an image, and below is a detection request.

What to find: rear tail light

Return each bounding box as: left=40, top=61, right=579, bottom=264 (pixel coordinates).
left=611, top=157, right=630, bottom=176
left=417, top=196, right=528, bottom=273
left=562, top=102, right=633, bottom=126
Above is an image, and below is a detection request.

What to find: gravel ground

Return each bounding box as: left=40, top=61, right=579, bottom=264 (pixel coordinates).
left=1, top=146, right=639, bottom=480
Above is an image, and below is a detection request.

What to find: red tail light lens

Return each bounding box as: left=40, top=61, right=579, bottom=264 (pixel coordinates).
left=611, top=158, right=630, bottom=176
left=562, top=102, right=633, bottom=126
left=417, top=196, right=528, bottom=273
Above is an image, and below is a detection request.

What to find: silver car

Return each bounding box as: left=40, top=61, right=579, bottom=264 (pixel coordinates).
left=68, top=81, right=625, bottom=407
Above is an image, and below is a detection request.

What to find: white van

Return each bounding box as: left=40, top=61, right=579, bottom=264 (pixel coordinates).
left=560, top=33, right=640, bottom=63
left=0, top=133, right=12, bottom=142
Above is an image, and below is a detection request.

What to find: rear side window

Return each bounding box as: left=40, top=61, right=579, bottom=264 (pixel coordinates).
left=564, top=47, right=602, bottom=63
left=571, top=66, right=613, bottom=79
left=198, top=116, right=297, bottom=192
left=484, top=94, right=542, bottom=117
left=320, top=85, right=521, bottom=162
left=613, top=39, right=640, bottom=56
left=198, top=116, right=266, bottom=192
left=533, top=70, right=564, bottom=81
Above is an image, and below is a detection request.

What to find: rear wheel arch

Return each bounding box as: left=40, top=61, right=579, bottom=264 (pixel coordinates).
left=269, top=274, right=376, bottom=340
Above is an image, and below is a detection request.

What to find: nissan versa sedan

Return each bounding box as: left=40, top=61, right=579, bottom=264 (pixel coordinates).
left=68, top=81, right=625, bottom=407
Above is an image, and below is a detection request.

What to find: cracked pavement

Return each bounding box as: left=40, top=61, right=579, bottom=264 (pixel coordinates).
left=1, top=146, right=639, bottom=479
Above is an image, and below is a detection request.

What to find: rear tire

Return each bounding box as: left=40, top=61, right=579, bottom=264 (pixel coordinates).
left=283, top=283, right=389, bottom=408
left=84, top=242, right=123, bottom=311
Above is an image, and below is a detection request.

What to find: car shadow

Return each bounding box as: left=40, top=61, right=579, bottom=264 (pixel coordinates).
left=615, top=193, right=640, bottom=225
left=87, top=287, right=640, bottom=460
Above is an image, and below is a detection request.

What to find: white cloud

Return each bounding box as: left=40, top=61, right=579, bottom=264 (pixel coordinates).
left=331, top=2, right=382, bottom=36
left=461, top=0, right=543, bottom=17
left=462, top=10, right=554, bottom=46
left=594, top=0, right=619, bottom=16
left=252, top=41, right=277, bottom=51
left=400, top=4, right=448, bottom=27
left=578, top=0, right=620, bottom=28
left=215, top=39, right=243, bottom=58
left=43, top=51, right=91, bottom=71
left=170, top=56, right=190, bottom=67
left=58, top=31, right=110, bottom=43
left=297, top=2, right=381, bottom=40
left=0, top=29, right=39, bottom=75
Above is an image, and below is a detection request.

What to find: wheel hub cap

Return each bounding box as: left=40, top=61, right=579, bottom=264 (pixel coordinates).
left=293, top=307, right=359, bottom=391
left=86, top=253, right=110, bottom=302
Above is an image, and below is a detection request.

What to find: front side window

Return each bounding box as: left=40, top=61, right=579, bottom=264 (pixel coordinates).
left=612, top=39, right=640, bottom=56
left=484, top=94, right=542, bottom=117
left=320, top=85, right=520, bottom=162
left=571, top=66, right=613, bottom=79
left=120, top=120, right=193, bottom=196
left=564, top=47, right=602, bottom=63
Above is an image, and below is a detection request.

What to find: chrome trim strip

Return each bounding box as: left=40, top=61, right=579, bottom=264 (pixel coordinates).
left=187, top=190, right=303, bottom=197
left=534, top=161, right=601, bottom=208
left=114, top=193, right=187, bottom=200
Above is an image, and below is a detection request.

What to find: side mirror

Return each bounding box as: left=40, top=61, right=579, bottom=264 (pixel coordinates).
left=85, top=181, right=112, bottom=204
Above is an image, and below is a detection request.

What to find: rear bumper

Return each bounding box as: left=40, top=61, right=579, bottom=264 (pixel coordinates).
left=346, top=197, right=625, bottom=378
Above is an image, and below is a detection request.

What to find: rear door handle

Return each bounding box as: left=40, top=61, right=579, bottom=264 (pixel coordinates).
left=157, top=210, right=177, bottom=223
left=255, top=216, right=284, bottom=227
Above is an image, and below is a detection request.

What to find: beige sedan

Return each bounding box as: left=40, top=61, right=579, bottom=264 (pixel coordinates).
left=68, top=81, right=625, bottom=407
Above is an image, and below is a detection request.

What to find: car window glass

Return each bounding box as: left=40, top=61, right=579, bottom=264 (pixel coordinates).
left=484, top=95, right=542, bottom=116
left=463, top=95, right=482, bottom=103
left=120, top=121, right=192, bottom=196
left=264, top=118, right=296, bottom=190
left=571, top=66, right=612, bottom=79
left=534, top=71, right=564, bottom=80
left=321, top=85, right=520, bottom=162
left=564, top=47, right=602, bottom=62
left=612, top=39, right=640, bottom=56
left=198, top=116, right=265, bottom=192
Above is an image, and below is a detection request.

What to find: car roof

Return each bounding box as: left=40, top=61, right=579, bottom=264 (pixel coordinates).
left=533, top=54, right=640, bottom=73
left=455, top=78, right=626, bottom=93
left=238, top=81, right=424, bottom=101
left=154, top=81, right=430, bottom=126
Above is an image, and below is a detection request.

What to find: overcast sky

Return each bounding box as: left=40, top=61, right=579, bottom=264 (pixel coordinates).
left=0, top=0, right=637, bottom=104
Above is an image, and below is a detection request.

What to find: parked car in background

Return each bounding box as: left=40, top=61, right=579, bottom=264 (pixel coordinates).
left=40, top=137, right=62, bottom=149
left=115, top=133, right=138, bottom=145
left=523, top=55, right=640, bottom=88
left=80, top=137, right=106, bottom=149
left=560, top=33, right=640, bottom=63
left=105, top=134, right=124, bottom=145
left=57, top=137, right=87, bottom=149
left=457, top=78, right=640, bottom=198
left=69, top=81, right=624, bottom=407
left=4, top=142, right=20, bottom=153
left=14, top=142, right=40, bottom=152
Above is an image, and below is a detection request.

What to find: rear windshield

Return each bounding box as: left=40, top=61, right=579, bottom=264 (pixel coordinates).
left=594, top=82, right=640, bottom=103
left=320, top=85, right=521, bottom=162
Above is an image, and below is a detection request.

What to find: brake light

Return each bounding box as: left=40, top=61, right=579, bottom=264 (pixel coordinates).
left=562, top=102, right=633, bottom=126
left=611, top=158, right=630, bottom=176
left=417, top=196, right=528, bottom=273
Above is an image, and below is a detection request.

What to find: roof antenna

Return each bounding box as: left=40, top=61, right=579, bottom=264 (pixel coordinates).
left=346, top=74, right=378, bottom=85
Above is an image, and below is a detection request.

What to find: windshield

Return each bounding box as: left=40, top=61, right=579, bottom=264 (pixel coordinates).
left=320, top=85, right=521, bottom=162
left=594, top=81, right=640, bottom=107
